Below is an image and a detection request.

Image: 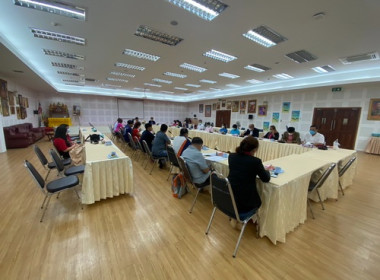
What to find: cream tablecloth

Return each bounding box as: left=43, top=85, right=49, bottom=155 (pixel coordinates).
left=365, top=137, right=380, bottom=155
left=80, top=128, right=134, bottom=204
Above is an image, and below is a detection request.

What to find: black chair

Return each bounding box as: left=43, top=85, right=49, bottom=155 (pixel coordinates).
left=34, top=145, right=71, bottom=181
left=142, top=140, right=167, bottom=175
left=128, top=133, right=139, bottom=159
left=135, top=139, right=145, bottom=162
left=177, top=156, right=209, bottom=213
left=166, top=145, right=180, bottom=181
left=338, top=156, right=356, bottom=196
left=108, top=124, right=117, bottom=141
left=205, top=171, right=258, bottom=258
left=24, top=160, right=82, bottom=222
left=308, top=163, right=336, bottom=219
left=49, top=149, right=85, bottom=177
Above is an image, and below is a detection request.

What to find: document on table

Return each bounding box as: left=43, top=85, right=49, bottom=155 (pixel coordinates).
left=204, top=156, right=226, bottom=162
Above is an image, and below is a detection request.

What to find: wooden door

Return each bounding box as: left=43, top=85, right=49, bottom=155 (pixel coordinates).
left=313, top=108, right=335, bottom=145
left=215, top=110, right=231, bottom=128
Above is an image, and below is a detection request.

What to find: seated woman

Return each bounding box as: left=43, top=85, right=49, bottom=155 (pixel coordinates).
left=132, top=121, right=141, bottom=142
left=114, top=118, right=123, bottom=133
left=205, top=122, right=214, bottom=133
left=281, top=127, right=301, bottom=144
left=53, top=125, right=77, bottom=159
left=229, top=124, right=240, bottom=136
left=264, top=125, right=279, bottom=140
left=219, top=124, right=228, bottom=134
left=228, top=137, right=271, bottom=220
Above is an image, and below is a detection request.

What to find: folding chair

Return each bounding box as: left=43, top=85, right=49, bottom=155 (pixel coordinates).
left=49, top=149, right=85, bottom=177
left=338, top=156, right=356, bottom=196
left=24, top=160, right=82, bottom=222
left=205, top=171, right=258, bottom=258
left=128, top=133, right=139, bottom=159
left=142, top=140, right=167, bottom=175
left=308, top=163, right=336, bottom=219
left=166, top=145, right=180, bottom=181
left=135, top=139, right=145, bottom=162
left=108, top=124, right=117, bottom=141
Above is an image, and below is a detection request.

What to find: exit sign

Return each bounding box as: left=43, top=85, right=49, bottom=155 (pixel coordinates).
left=332, top=87, right=343, bottom=92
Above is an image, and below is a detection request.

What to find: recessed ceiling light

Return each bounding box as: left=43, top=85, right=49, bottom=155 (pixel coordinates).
left=135, top=25, right=183, bottom=46
left=14, top=0, right=86, bottom=21
left=57, top=71, right=84, bottom=77
left=52, top=62, right=84, bottom=70
left=174, top=87, right=188, bottom=90
left=161, top=91, right=174, bottom=94
left=218, top=72, right=240, bottom=79
left=285, top=50, right=317, bottom=63
left=210, top=87, right=220, bottom=90
left=167, top=0, right=228, bottom=21
left=62, top=79, right=84, bottom=84
left=123, top=49, right=160, bottom=61
left=199, top=79, right=217, bottom=84
left=226, top=84, right=239, bottom=88
left=203, top=49, right=237, bottom=62
left=273, top=73, right=293, bottom=80
left=312, top=65, right=335, bottom=73
left=115, top=63, right=145, bottom=71
left=152, top=78, right=173, bottom=84
left=110, top=72, right=136, bottom=78
left=197, top=90, right=208, bottom=93
left=144, top=83, right=162, bottom=88
left=102, top=83, right=122, bottom=88
left=30, top=27, right=85, bottom=45
left=185, top=83, right=201, bottom=88
left=243, top=25, right=287, bottom=48
left=134, top=87, right=150, bottom=91
left=164, top=72, right=187, bottom=78
left=244, top=64, right=271, bottom=72
left=43, top=49, right=84, bottom=60
left=246, top=79, right=263, bottom=84
left=106, top=78, right=128, bottom=83
left=180, top=63, right=207, bottom=72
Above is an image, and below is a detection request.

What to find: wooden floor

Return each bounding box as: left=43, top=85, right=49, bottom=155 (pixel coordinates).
left=0, top=138, right=379, bottom=280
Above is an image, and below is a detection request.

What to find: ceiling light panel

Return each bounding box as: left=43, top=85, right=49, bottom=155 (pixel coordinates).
left=123, top=49, right=160, bottom=61
left=14, top=0, right=86, bottom=21
left=57, top=71, right=84, bottom=77
left=174, top=87, right=188, bottom=90
left=62, top=79, right=84, bottom=83
left=134, top=87, right=150, bottom=91
left=161, top=91, right=174, bottom=94
left=135, top=25, right=183, bottom=46
left=43, top=49, right=84, bottom=60
left=197, top=90, right=208, bottom=93
left=115, top=63, right=145, bottom=71
left=218, top=72, right=240, bottom=79
left=110, top=72, right=136, bottom=78
left=285, top=50, right=318, bottom=63
left=244, top=64, right=271, bottom=72
left=164, top=72, right=187, bottom=78
left=30, top=27, right=85, bottom=45
left=203, top=49, right=237, bottom=62
left=144, top=83, right=162, bottom=87
left=180, top=63, right=207, bottom=72
left=152, top=78, right=172, bottom=84
left=102, top=83, right=122, bottom=88
left=199, top=79, right=217, bottom=84
left=273, top=73, right=293, bottom=80
left=243, top=25, right=287, bottom=48
left=167, top=0, right=228, bottom=21
left=210, top=87, right=220, bottom=90
left=226, top=84, right=239, bottom=87
left=246, top=79, right=263, bottom=84
left=52, top=62, right=84, bottom=70
left=185, top=84, right=201, bottom=88
left=312, top=65, right=336, bottom=73
left=107, top=78, right=128, bottom=83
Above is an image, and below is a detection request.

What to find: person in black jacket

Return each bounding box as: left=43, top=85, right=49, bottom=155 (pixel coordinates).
left=228, top=136, right=271, bottom=220
left=263, top=125, right=280, bottom=140
left=140, top=123, right=155, bottom=151
left=243, top=124, right=261, bottom=137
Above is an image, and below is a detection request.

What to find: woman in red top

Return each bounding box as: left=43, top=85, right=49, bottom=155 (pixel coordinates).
left=132, top=122, right=141, bottom=142
left=53, top=125, right=77, bottom=159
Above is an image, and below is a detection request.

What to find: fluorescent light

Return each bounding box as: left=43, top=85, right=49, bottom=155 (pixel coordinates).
left=243, top=30, right=275, bottom=47
left=174, top=87, right=188, bottom=90
left=134, top=87, right=150, bottom=91
left=161, top=91, right=174, bottom=94
left=312, top=65, right=335, bottom=73
left=123, top=49, right=160, bottom=61
left=197, top=90, right=208, bottom=93
left=30, top=27, right=85, bottom=45
left=218, top=72, right=240, bottom=79
left=115, top=63, right=145, bottom=71
left=110, top=72, right=136, bottom=78
left=144, top=83, right=162, bottom=88
left=185, top=84, right=201, bottom=88
left=14, top=0, right=86, bottom=20
left=273, top=73, right=294, bottom=79
left=246, top=79, right=263, bottom=84
left=210, top=87, right=220, bottom=90
left=242, top=26, right=286, bottom=48
left=62, top=79, right=84, bottom=84
left=167, top=0, right=227, bottom=21
left=226, top=84, right=239, bottom=88
left=152, top=78, right=172, bottom=84
left=102, top=84, right=122, bottom=88
left=43, top=49, right=84, bottom=60
left=199, top=79, right=217, bottom=84
left=164, top=72, right=187, bottom=78
left=57, top=71, right=84, bottom=77
left=180, top=63, right=207, bottom=72
left=244, top=64, right=271, bottom=72
left=203, top=49, right=237, bottom=62
left=51, top=62, right=84, bottom=70
left=135, top=25, right=183, bottom=46
left=107, top=78, right=128, bottom=83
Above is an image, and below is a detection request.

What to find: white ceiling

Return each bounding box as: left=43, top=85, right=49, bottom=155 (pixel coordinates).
left=1, top=0, right=380, bottom=102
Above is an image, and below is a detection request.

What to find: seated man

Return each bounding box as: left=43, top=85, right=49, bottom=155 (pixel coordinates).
left=244, top=124, right=261, bottom=137
left=148, top=117, right=156, bottom=125
left=123, top=120, right=134, bottom=143
left=140, top=123, right=155, bottom=151
left=281, top=127, right=301, bottom=144
left=229, top=124, right=240, bottom=136
left=219, top=124, right=228, bottom=134
left=303, top=124, right=325, bottom=145
left=152, top=124, right=171, bottom=168
left=173, top=128, right=191, bottom=156
left=197, top=120, right=205, bottom=130
left=182, top=137, right=211, bottom=186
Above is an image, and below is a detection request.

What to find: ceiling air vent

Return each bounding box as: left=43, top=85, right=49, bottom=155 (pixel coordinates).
left=285, top=50, right=317, bottom=63
left=339, top=52, right=379, bottom=64
left=85, top=78, right=96, bottom=82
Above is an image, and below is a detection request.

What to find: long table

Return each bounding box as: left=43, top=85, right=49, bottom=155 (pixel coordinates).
left=365, top=137, right=380, bottom=155
left=80, top=128, right=134, bottom=204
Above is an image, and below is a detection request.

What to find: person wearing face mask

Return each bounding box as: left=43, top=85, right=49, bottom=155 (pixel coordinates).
left=281, top=127, right=301, bottom=144
left=264, top=125, right=279, bottom=140
left=303, top=124, right=325, bottom=145
left=219, top=124, right=228, bottom=134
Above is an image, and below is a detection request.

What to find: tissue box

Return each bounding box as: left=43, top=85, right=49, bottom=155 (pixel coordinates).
left=372, top=133, right=380, bottom=137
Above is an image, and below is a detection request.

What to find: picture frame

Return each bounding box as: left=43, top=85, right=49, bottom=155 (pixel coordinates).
left=221, top=100, right=226, bottom=108
left=291, top=110, right=300, bottom=122
left=10, top=106, right=15, bottom=115
left=258, top=105, right=267, bottom=116
left=240, top=100, right=246, bottom=110
left=205, top=105, right=211, bottom=117
left=199, top=104, right=204, bottom=113
left=231, top=101, right=239, bottom=112
left=212, top=103, right=216, bottom=110
left=8, top=91, right=15, bottom=106
left=226, top=101, right=231, bottom=110
left=272, top=112, right=280, bottom=123
left=0, top=79, right=7, bottom=98
left=282, top=102, right=291, bottom=113
left=1, top=98, right=9, bottom=116
left=16, top=107, right=21, bottom=119
left=248, top=100, right=257, bottom=113
left=216, top=102, right=220, bottom=110
left=368, top=98, right=380, bottom=120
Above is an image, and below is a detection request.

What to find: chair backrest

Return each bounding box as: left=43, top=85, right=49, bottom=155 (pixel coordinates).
left=49, top=149, right=65, bottom=173
left=24, top=160, right=45, bottom=191
left=339, top=157, right=356, bottom=177
left=142, top=140, right=152, bottom=158
left=167, top=145, right=179, bottom=167
left=136, top=140, right=144, bottom=153
left=311, top=163, right=336, bottom=191
left=128, top=133, right=137, bottom=150
left=177, top=156, right=194, bottom=185
left=34, top=145, right=48, bottom=166
left=210, top=172, right=239, bottom=221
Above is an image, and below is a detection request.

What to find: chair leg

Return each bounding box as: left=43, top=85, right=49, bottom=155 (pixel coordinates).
left=149, top=159, right=157, bottom=175
left=40, top=193, right=49, bottom=209
left=205, top=207, right=217, bottom=235
left=57, top=192, right=61, bottom=199
left=40, top=194, right=52, bottom=222
left=167, top=165, right=173, bottom=181
left=339, top=181, right=345, bottom=196
left=233, top=221, right=249, bottom=258
left=307, top=199, right=315, bottom=219
left=189, top=188, right=201, bottom=213
left=44, top=169, right=51, bottom=182
left=316, top=189, right=325, bottom=210
left=74, top=189, right=83, bottom=210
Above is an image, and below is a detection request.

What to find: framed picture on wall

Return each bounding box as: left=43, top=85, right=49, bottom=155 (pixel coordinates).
left=216, top=102, right=220, bottom=110
left=226, top=101, right=231, bottom=110
left=199, top=104, right=204, bottom=113
left=10, top=106, right=15, bottom=115
left=221, top=100, right=226, bottom=107
left=272, top=112, right=280, bottom=123
left=368, top=98, right=380, bottom=120
left=8, top=91, right=15, bottom=106
left=205, top=105, right=211, bottom=117
left=231, top=101, right=239, bottom=112
left=282, top=102, right=291, bottom=113
left=212, top=103, right=216, bottom=110
left=1, top=98, right=9, bottom=116
left=248, top=100, right=257, bottom=113
left=258, top=105, right=267, bottom=116
left=291, top=110, right=300, bottom=122
left=0, top=79, right=7, bottom=98
left=240, top=100, right=246, bottom=110
left=16, top=106, right=21, bottom=119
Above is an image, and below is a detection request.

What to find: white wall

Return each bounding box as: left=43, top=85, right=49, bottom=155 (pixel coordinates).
left=188, top=82, right=380, bottom=151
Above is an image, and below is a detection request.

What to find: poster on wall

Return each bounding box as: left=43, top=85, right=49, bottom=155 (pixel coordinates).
left=221, top=100, right=226, bottom=107
left=16, top=107, right=21, bottom=119
left=368, top=98, right=380, bottom=120
left=199, top=104, right=204, bottom=113
left=212, top=103, right=216, bottom=110
left=263, top=121, right=270, bottom=131
left=231, top=101, right=239, bottom=112
left=1, top=98, right=9, bottom=116
left=248, top=100, right=257, bottom=113
left=10, top=106, right=15, bottom=115
left=0, top=79, right=7, bottom=98
left=282, top=102, right=291, bottom=113
left=258, top=105, right=267, bottom=116
left=272, top=112, right=280, bottom=123
left=226, top=101, right=231, bottom=110
left=291, top=110, right=300, bottom=122
left=205, top=105, right=211, bottom=117
left=216, top=102, right=221, bottom=110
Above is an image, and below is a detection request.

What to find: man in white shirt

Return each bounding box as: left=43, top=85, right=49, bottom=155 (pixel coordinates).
left=172, top=128, right=191, bottom=156
left=303, top=124, right=325, bottom=145
left=197, top=120, right=205, bottom=130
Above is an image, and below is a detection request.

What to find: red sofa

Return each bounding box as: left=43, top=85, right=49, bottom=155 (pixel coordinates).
left=3, top=123, right=45, bottom=149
